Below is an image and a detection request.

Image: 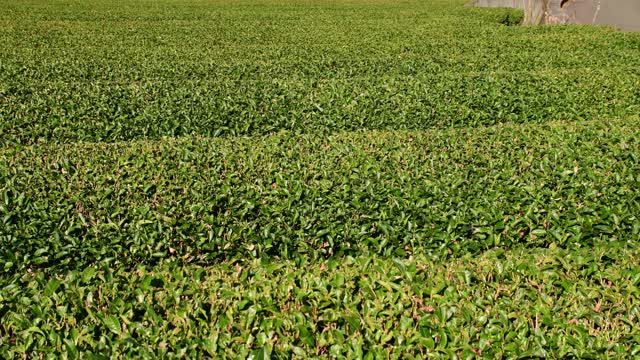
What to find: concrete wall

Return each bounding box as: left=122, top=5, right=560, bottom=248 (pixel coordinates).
left=564, top=0, right=640, bottom=31
left=469, top=0, right=525, bottom=8
left=468, top=0, right=561, bottom=24
left=468, top=0, right=640, bottom=31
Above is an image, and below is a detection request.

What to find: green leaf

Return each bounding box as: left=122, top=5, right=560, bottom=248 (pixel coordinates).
left=64, top=339, right=78, bottom=359
left=82, top=267, right=96, bottom=283
left=103, top=315, right=121, bottom=336
left=249, top=347, right=270, bottom=360
left=44, top=279, right=62, bottom=297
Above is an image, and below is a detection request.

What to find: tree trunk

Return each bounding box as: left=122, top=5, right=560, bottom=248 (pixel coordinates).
left=523, top=0, right=547, bottom=25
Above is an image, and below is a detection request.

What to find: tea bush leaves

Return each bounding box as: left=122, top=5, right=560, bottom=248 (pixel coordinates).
left=2, top=0, right=640, bottom=357
left=1, top=0, right=639, bottom=145
left=3, top=246, right=640, bottom=358
left=2, top=119, right=639, bottom=273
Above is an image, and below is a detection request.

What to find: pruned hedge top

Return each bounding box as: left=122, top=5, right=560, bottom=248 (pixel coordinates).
left=1, top=0, right=640, bottom=145
left=2, top=119, right=638, bottom=272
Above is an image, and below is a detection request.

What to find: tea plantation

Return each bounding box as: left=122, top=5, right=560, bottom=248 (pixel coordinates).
left=1, top=0, right=640, bottom=357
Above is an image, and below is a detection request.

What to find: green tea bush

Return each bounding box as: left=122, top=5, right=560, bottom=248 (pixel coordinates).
left=2, top=246, right=640, bottom=358
left=2, top=0, right=640, bottom=357
left=1, top=0, right=639, bottom=145
left=2, top=119, right=638, bottom=273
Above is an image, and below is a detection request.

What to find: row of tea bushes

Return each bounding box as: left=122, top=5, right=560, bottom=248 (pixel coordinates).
left=2, top=118, right=638, bottom=273
left=2, top=245, right=640, bottom=358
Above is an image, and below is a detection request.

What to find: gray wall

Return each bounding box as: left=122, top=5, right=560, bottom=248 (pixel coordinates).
left=469, top=0, right=640, bottom=31
left=565, top=0, right=640, bottom=31
left=469, top=0, right=526, bottom=8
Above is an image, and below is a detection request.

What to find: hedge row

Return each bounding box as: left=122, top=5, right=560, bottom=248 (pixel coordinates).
left=2, top=245, right=640, bottom=358
left=2, top=118, right=638, bottom=273
left=1, top=0, right=640, bottom=145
